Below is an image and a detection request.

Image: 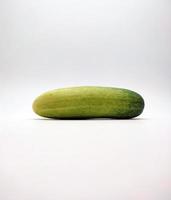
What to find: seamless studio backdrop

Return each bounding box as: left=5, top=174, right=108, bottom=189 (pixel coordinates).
left=0, top=1, right=171, bottom=200
left=0, top=0, right=171, bottom=118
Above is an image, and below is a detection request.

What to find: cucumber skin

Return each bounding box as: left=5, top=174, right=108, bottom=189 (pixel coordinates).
left=32, top=86, right=144, bottom=119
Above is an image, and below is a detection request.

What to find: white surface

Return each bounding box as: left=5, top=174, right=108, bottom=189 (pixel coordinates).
left=0, top=116, right=170, bottom=200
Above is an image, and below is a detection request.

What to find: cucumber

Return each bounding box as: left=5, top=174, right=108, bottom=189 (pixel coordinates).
left=32, top=86, right=144, bottom=119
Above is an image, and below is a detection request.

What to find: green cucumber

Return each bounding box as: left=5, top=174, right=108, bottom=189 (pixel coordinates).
left=32, top=86, right=144, bottom=119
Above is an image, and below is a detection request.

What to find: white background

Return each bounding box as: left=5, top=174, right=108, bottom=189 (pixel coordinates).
left=0, top=0, right=170, bottom=199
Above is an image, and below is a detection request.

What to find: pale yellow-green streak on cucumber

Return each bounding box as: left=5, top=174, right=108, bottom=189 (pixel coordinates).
left=32, top=86, right=144, bottom=119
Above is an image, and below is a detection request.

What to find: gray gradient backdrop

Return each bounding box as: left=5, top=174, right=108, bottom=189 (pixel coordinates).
left=0, top=0, right=171, bottom=117
left=0, top=0, right=171, bottom=200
